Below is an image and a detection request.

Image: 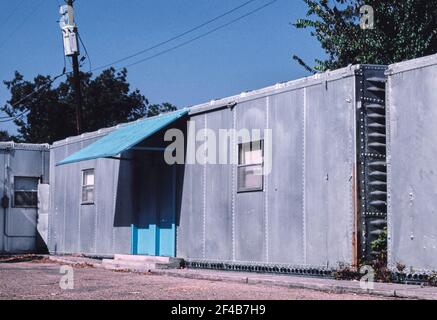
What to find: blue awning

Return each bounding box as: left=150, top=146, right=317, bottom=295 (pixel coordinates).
left=58, top=109, right=189, bottom=166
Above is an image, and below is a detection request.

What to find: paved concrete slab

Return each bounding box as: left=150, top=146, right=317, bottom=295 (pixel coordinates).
left=0, top=261, right=385, bottom=300
left=46, top=255, right=437, bottom=300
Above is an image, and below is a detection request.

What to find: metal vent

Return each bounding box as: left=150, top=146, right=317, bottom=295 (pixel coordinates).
left=356, top=66, right=388, bottom=262
left=185, top=260, right=334, bottom=278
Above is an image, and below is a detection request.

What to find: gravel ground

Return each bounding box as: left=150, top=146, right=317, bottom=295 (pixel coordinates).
left=0, top=261, right=388, bottom=300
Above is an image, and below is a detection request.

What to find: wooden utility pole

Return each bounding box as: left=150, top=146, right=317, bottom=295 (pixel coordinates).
left=65, top=0, right=82, bottom=135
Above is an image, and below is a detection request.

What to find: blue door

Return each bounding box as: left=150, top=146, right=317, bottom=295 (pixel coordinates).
left=132, top=164, right=176, bottom=257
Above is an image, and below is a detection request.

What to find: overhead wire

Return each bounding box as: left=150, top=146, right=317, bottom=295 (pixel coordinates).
left=91, top=0, right=259, bottom=72
left=78, top=32, right=92, bottom=72
left=0, top=0, right=27, bottom=29
left=0, top=72, right=67, bottom=123
left=115, top=0, right=278, bottom=71
left=0, top=0, right=45, bottom=50
left=1, top=0, right=278, bottom=123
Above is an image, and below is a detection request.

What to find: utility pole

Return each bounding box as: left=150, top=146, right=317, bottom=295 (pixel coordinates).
left=60, top=0, right=82, bottom=135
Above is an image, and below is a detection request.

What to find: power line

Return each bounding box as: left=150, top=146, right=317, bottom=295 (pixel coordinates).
left=0, top=72, right=67, bottom=123
left=78, top=32, right=92, bottom=72
left=116, top=0, right=278, bottom=71
left=1, top=0, right=278, bottom=123
left=0, top=0, right=45, bottom=50
left=0, top=0, right=27, bottom=29
left=91, top=0, right=259, bottom=72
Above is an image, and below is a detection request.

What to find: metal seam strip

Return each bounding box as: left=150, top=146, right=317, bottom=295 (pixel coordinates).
left=47, top=152, right=52, bottom=251
left=94, top=161, right=98, bottom=254
left=231, top=108, right=236, bottom=261
left=175, top=157, right=180, bottom=256
left=349, top=78, right=355, bottom=265
left=359, top=71, right=366, bottom=259
left=202, top=114, right=207, bottom=259
left=264, top=97, right=269, bottom=263
left=112, top=159, right=118, bottom=254
left=53, top=153, right=58, bottom=251
left=302, top=87, right=307, bottom=265
left=386, top=77, right=393, bottom=269
left=3, top=152, right=10, bottom=251
left=40, top=150, right=44, bottom=182
left=63, top=145, right=68, bottom=252
left=78, top=141, right=83, bottom=253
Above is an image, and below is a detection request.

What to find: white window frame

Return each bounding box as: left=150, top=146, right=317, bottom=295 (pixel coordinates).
left=237, top=140, right=264, bottom=193
left=81, top=169, right=95, bottom=205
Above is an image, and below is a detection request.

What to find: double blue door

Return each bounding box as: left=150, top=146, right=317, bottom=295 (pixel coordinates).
left=132, top=164, right=176, bottom=257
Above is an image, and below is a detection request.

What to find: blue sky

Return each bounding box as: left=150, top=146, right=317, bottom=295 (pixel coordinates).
left=0, top=0, right=324, bottom=134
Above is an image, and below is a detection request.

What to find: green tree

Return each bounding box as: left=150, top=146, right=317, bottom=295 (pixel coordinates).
left=0, top=130, right=11, bottom=142
left=1, top=68, right=177, bottom=144
left=294, top=0, right=437, bottom=72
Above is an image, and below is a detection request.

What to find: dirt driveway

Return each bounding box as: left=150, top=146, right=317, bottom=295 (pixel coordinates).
left=0, top=261, right=388, bottom=300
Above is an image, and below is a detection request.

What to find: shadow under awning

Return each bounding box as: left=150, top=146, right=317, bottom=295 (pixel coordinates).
left=57, top=108, right=189, bottom=166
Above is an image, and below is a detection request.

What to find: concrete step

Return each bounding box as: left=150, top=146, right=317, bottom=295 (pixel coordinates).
left=102, top=255, right=183, bottom=273
left=102, top=259, right=157, bottom=272
left=114, top=254, right=183, bottom=267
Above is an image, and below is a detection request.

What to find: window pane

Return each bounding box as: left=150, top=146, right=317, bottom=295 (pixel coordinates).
left=83, top=170, right=95, bottom=186
left=14, top=191, right=38, bottom=208
left=237, top=165, right=263, bottom=191
left=239, top=142, right=263, bottom=165
left=249, top=148, right=263, bottom=164
left=82, top=186, right=94, bottom=203
left=14, top=177, right=38, bottom=191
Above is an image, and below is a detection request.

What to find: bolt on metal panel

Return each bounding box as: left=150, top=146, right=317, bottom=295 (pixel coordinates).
left=176, top=114, right=206, bottom=259
left=386, top=54, right=437, bottom=273
left=204, top=109, right=233, bottom=261
left=304, top=76, right=356, bottom=268
left=234, top=98, right=268, bottom=263
left=267, top=89, right=305, bottom=265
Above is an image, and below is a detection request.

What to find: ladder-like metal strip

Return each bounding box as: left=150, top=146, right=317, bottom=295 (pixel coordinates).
left=356, top=66, right=388, bottom=262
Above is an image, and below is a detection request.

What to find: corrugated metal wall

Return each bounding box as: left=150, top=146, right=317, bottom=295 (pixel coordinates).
left=177, top=67, right=359, bottom=269
left=386, top=54, right=437, bottom=273
left=48, top=134, right=134, bottom=256
left=0, top=143, right=49, bottom=253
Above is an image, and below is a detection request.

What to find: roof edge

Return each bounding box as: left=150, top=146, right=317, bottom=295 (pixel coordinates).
left=386, top=53, right=437, bottom=76
left=0, top=142, right=50, bottom=151
left=52, top=108, right=189, bottom=149
left=189, top=64, right=370, bottom=116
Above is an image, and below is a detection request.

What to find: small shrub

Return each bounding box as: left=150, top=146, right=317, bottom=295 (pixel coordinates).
left=333, top=264, right=361, bottom=281
left=427, top=273, right=437, bottom=287
left=396, top=262, right=406, bottom=273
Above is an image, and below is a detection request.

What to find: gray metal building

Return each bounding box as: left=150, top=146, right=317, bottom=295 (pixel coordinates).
left=386, top=54, right=437, bottom=274
left=0, top=142, right=50, bottom=253
left=5, top=55, right=437, bottom=275
left=48, top=64, right=388, bottom=273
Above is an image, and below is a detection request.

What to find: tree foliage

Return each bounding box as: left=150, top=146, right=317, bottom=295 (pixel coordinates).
left=0, top=130, right=11, bottom=142
left=294, top=0, right=437, bottom=72
left=1, top=68, right=177, bottom=143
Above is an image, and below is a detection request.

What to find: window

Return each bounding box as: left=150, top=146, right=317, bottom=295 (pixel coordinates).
left=14, top=177, right=39, bottom=208
left=82, top=169, right=95, bottom=204
left=237, top=140, right=264, bottom=192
